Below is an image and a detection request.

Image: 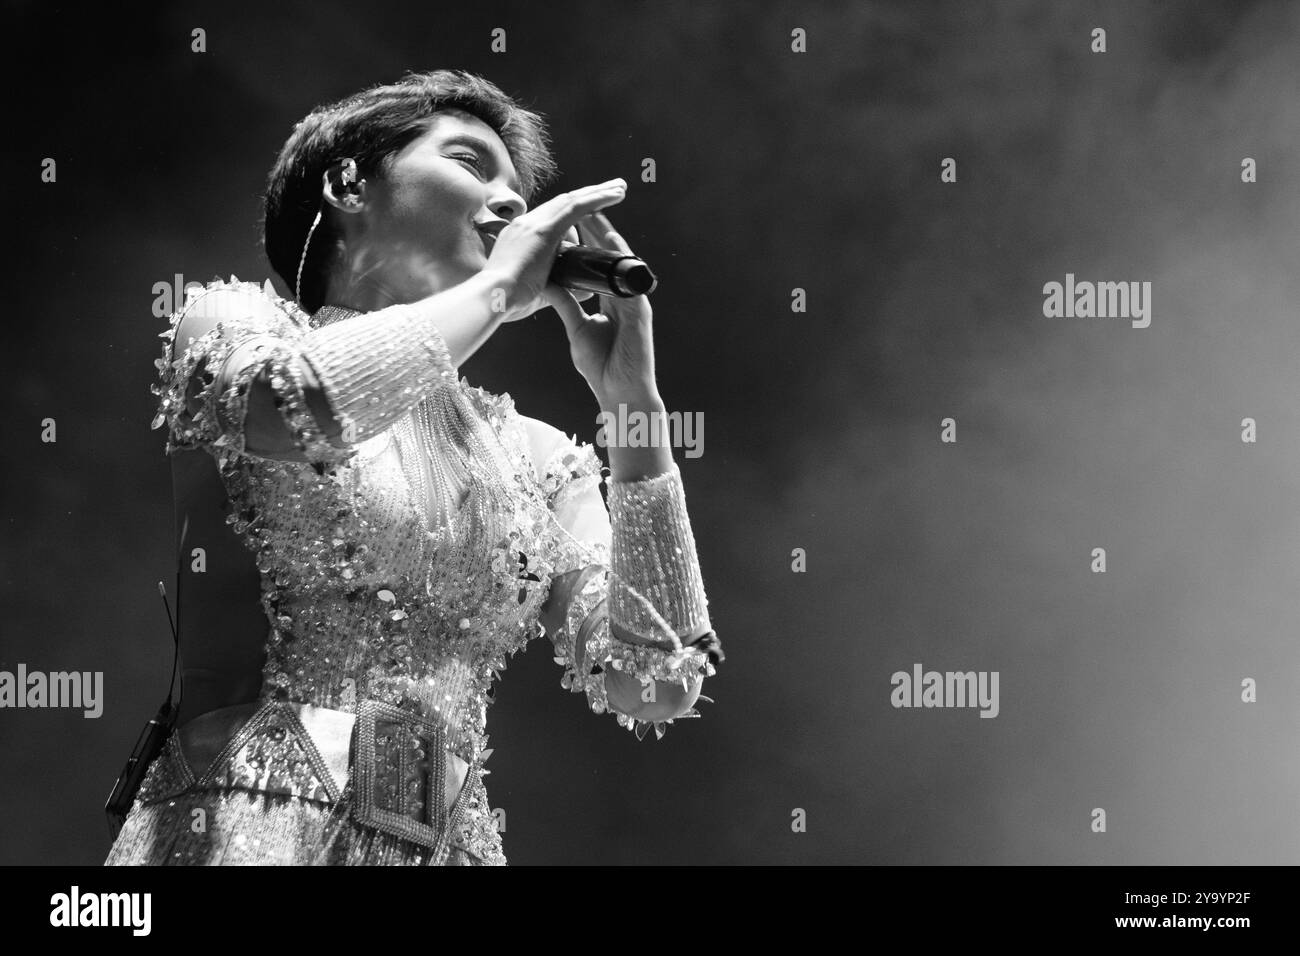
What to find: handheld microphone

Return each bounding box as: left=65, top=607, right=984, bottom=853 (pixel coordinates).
left=549, top=241, right=658, bottom=297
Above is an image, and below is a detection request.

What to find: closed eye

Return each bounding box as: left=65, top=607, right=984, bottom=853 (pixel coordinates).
left=451, top=152, right=485, bottom=176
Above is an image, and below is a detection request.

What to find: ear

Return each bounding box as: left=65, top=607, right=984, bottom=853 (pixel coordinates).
left=320, top=158, right=367, bottom=216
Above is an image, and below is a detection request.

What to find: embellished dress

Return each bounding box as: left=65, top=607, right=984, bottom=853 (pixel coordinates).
left=105, top=277, right=721, bottom=866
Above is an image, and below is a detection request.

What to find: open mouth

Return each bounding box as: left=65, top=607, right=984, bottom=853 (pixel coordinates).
left=474, top=222, right=501, bottom=258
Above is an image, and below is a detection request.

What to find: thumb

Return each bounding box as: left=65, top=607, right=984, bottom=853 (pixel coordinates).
left=542, top=284, right=592, bottom=338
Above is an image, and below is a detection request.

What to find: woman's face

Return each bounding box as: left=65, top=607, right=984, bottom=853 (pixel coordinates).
left=344, top=109, right=529, bottom=299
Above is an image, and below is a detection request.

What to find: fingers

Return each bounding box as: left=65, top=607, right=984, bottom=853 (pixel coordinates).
left=535, top=179, right=626, bottom=236
left=577, top=210, right=635, bottom=256
left=574, top=216, right=598, bottom=247
left=540, top=283, right=593, bottom=338
left=562, top=223, right=592, bottom=300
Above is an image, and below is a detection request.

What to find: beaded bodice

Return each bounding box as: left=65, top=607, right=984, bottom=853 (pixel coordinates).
left=217, top=354, right=603, bottom=767
left=151, top=274, right=717, bottom=790
left=151, top=286, right=610, bottom=770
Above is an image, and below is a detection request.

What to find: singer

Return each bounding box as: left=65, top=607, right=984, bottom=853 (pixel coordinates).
left=105, top=69, right=722, bottom=866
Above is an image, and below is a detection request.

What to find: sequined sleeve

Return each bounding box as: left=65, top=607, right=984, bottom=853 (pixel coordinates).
left=152, top=277, right=352, bottom=464
left=539, top=438, right=723, bottom=741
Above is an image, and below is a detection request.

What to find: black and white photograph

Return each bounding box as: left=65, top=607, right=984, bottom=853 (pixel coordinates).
left=2, top=0, right=1295, bottom=936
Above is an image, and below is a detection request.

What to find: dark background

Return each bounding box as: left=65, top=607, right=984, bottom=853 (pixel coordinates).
left=4, top=0, right=1300, bottom=865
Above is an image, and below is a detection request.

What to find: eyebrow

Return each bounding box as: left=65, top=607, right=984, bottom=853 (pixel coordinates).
left=440, top=133, right=521, bottom=195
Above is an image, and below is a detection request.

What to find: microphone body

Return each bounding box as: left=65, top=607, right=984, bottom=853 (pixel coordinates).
left=549, top=242, right=658, bottom=297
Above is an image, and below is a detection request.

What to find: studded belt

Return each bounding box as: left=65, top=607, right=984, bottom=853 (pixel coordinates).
left=135, top=697, right=478, bottom=860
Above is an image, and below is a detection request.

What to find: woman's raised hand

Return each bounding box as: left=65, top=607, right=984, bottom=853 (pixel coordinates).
left=547, top=211, right=659, bottom=406
left=480, top=178, right=627, bottom=323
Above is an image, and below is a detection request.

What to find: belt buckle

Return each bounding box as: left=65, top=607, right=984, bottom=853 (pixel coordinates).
left=353, top=699, right=469, bottom=860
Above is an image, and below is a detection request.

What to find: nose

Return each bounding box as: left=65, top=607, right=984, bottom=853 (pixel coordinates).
left=489, top=188, right=526, bottom=222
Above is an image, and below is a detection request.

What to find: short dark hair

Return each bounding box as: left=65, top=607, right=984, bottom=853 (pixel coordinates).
left=261, top=69, right=558, bottom=313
